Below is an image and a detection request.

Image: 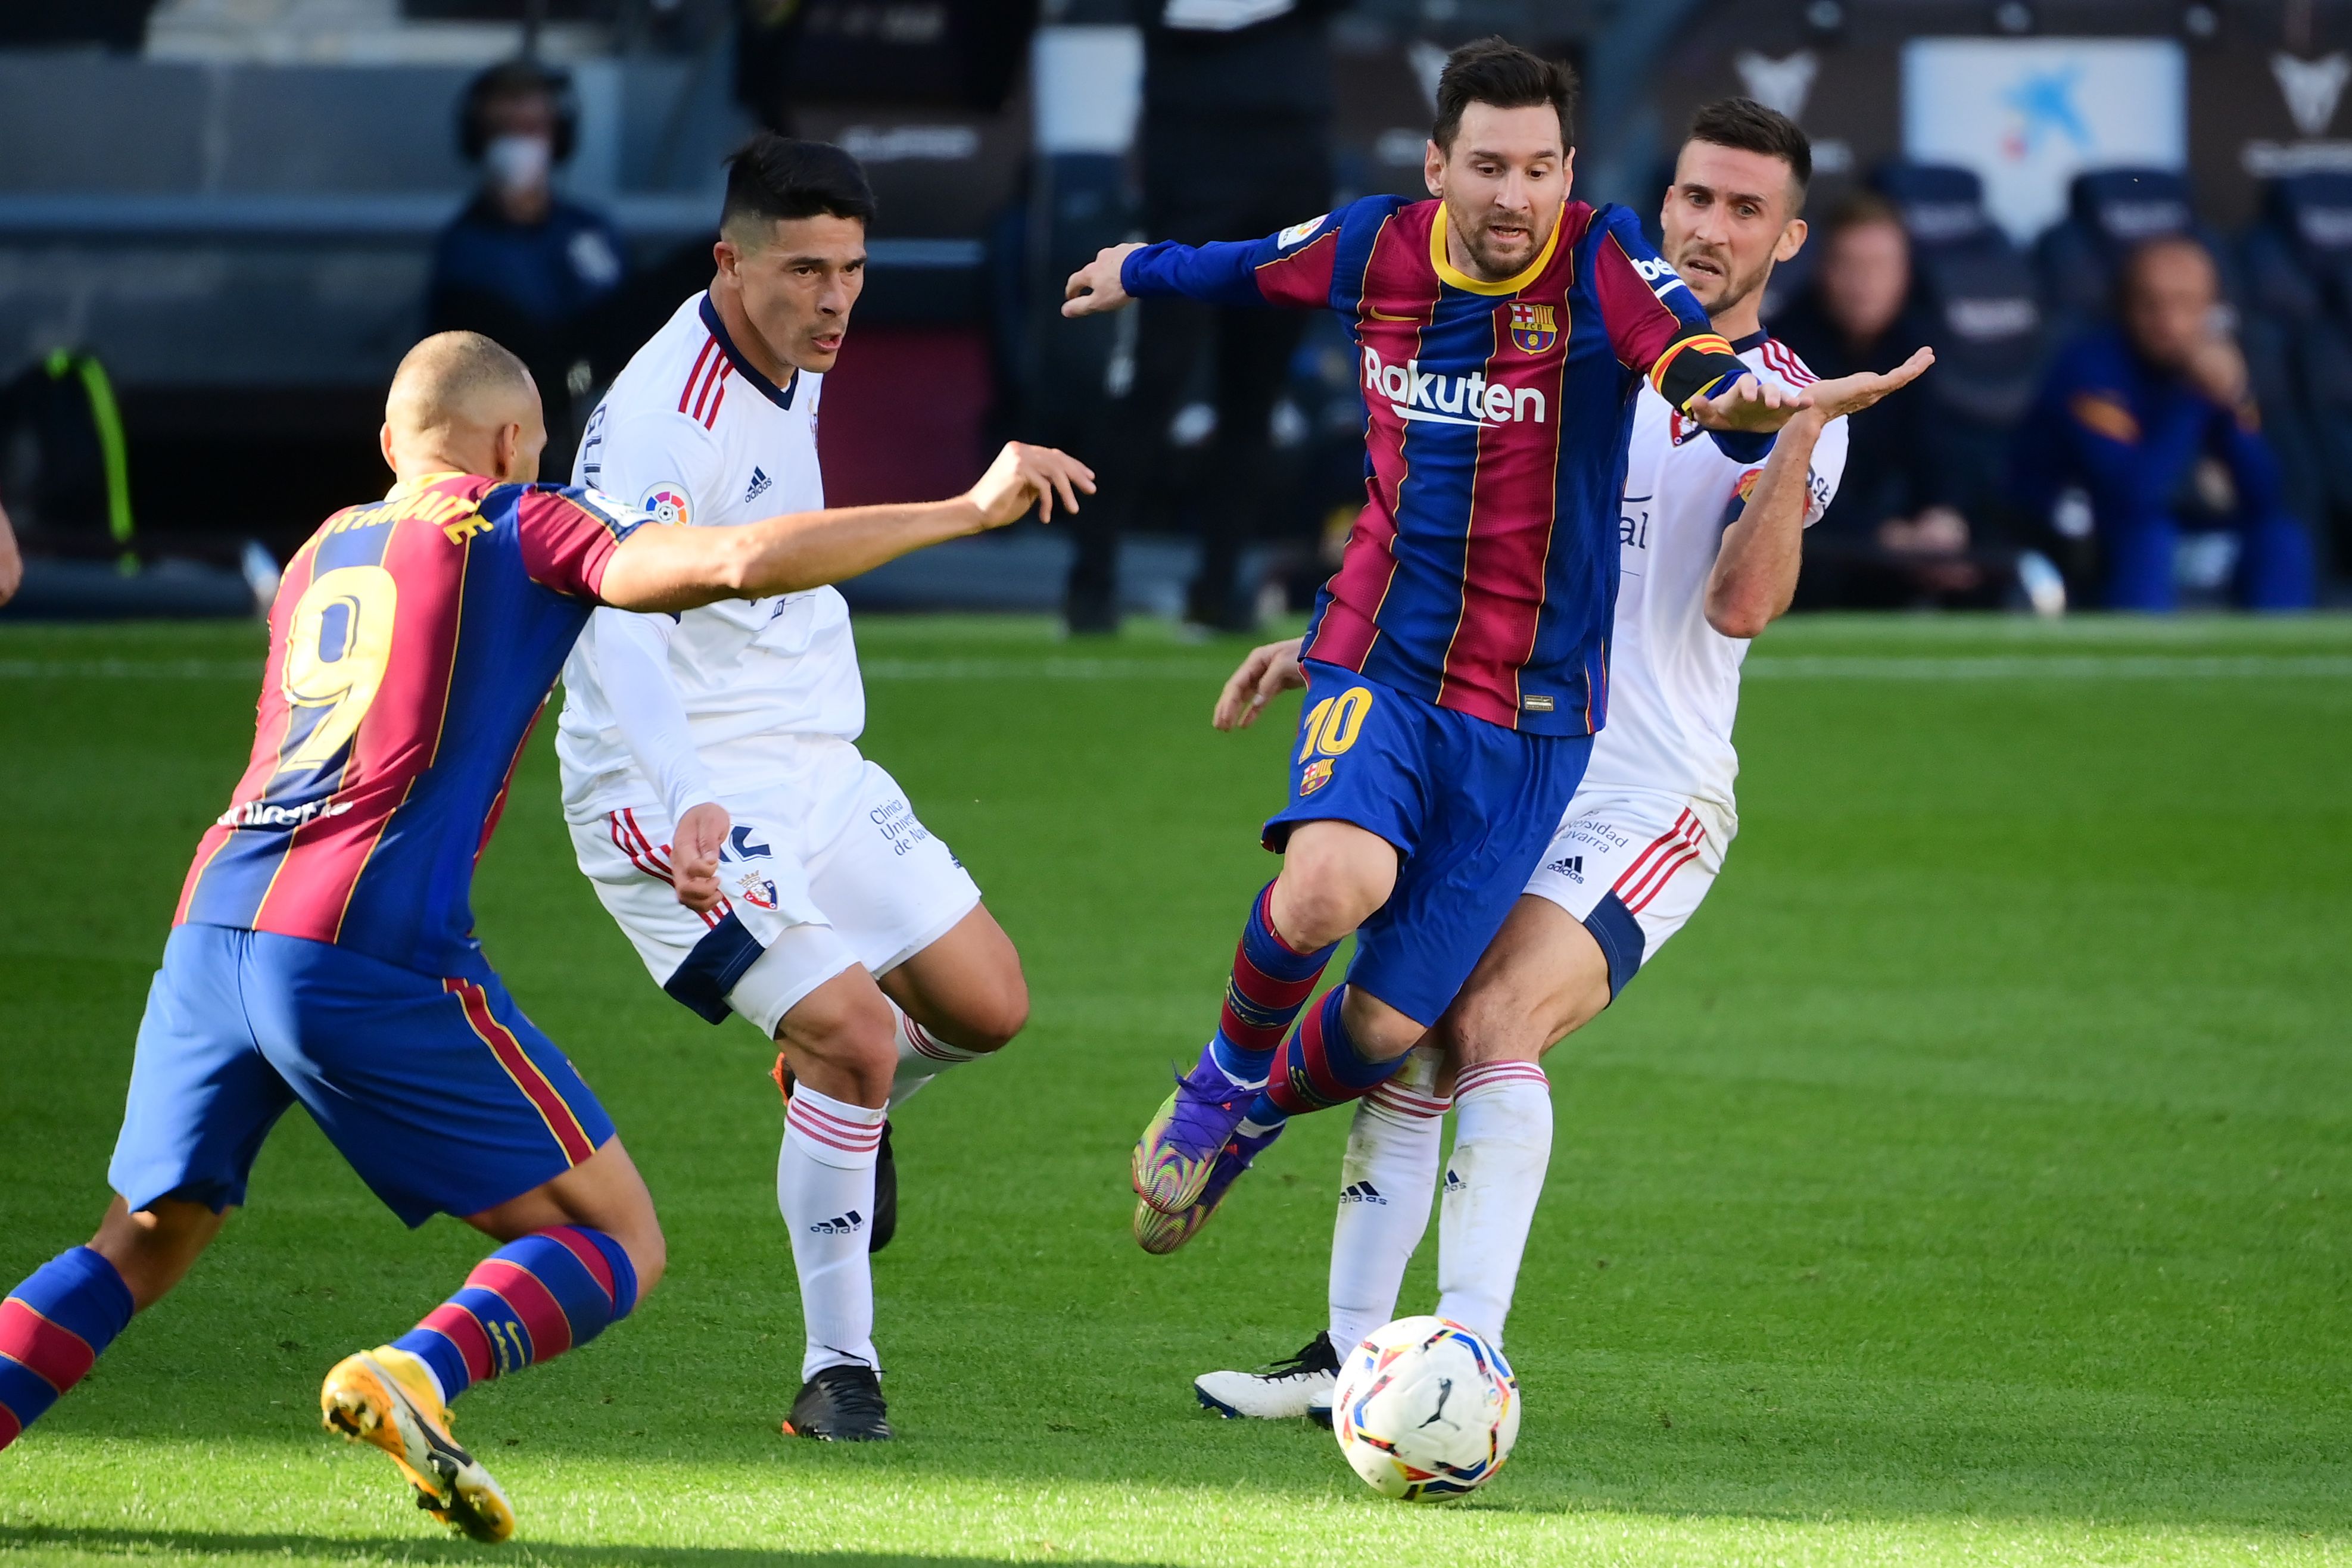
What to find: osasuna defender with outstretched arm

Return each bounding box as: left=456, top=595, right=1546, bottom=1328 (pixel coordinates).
left=1063, top=40, right=1810, bottom=1244
left=555, top=135, right=1038, bottom=1442
left=1180, top=101, right=1930, bottom=1420
left=0, top=330, right=1089, bottom=1530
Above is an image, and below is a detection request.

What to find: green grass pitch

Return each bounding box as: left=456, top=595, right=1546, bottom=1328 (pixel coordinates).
left=1, top=612, right=2347, bottom=1567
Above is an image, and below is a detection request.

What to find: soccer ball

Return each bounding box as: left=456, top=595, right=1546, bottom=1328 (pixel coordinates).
left=1330, top=1316, right=1520, bottom=1502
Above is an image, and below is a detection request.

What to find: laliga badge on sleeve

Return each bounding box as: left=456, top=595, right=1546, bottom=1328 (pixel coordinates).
left=1277, top=214, right=1329, bottom=250
left=639, top=484, right=692, bottom=528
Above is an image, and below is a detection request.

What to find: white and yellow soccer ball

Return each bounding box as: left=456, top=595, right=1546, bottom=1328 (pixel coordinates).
left=1330, top=1316, right=1521, bottom=1502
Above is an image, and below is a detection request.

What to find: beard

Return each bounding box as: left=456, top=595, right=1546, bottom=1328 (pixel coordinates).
left=1675, top=245, right=1770, bottom=322
left=1462, top=216, right=1544, bottom=276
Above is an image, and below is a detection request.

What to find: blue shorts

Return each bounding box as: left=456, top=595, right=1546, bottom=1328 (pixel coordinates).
left=1264, top=662, right=1591, bottom=1027
left=108, top=924, right=615, bottom=1229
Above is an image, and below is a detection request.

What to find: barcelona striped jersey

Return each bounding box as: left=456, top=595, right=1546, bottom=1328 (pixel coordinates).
left=1120, top=195, right=1750, bottom=736
left=175, top=473, right=642, bottom=974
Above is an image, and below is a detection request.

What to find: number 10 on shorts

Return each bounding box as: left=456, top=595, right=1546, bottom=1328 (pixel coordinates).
left=1297, top=685, right=1371, bottom=796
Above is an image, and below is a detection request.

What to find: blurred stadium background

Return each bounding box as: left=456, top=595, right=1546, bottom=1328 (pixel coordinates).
left=5, top=0, right=2352, bottom=622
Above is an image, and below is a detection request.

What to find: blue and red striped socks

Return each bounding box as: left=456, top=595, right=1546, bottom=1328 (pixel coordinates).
left=392, top=1226, right=637, bottom=1404
left=1244, top=986, right=1409, bottom=1129
left=0, top=1247, right=135, bottom=1450
left=1198, top=881, right=1338, bottom=1093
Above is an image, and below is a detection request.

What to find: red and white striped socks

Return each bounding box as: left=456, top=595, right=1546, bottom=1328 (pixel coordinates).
left=776, top=1083, right=885, bottom=1379
left=1328, top=1047, right=1451, bottom=1354
left=887, top=1002, right=983, bottom=1110
left=1434, top=1059, right=1553, bottom=1347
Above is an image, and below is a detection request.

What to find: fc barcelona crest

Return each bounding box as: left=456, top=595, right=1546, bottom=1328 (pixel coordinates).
left=1508, top=302, right=1558, bottom=354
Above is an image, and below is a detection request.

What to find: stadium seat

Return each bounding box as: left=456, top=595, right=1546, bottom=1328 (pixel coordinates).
left=2033, top=167, right=2221, bottom=332
left=2240, top=173, right=2352, bottom=573
left=1871, top=163, right=2045, bottom=518
left=1872, top=163, right=2043, bottom=425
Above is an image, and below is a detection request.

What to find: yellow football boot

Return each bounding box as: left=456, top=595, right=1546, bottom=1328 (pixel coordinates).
left=320, top=1346, right=515, bottom=1543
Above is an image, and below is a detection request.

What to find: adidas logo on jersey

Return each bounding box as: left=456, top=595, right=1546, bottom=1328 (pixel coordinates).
left=809, top=1210, right=865, bottom=1236
left=1339, top=1181, right=1387, bottom=1206
left=1361, top=346, right=1547, bottom=428
left=1443, top=1168, right=1466, bottom=1193
left=743, top=466, right=772, bottom=503
left=1546, top=854, right=1584, bottom=881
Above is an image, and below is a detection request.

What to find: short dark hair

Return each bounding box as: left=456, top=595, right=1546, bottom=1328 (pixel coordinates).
left=1432, top=37, right=1577, bottom=152
left=1824, top=190, right=1904, bottom=242
left=721, top=133, right=877, bottom=239
left=1686, top=97, right=1812, bottom=213
left=457, top=59, right=575, bottom=163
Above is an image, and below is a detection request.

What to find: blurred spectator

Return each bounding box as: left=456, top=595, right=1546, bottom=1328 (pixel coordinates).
left=0, top=350, right=135, bottom=566
left=1065, top=0, right=1338, bottom=634
left=2011, top=236, right=2316, bottom=610
left=1771, top=195, right=1981, bottom=604
left=425, top=61, right=626, bottom=474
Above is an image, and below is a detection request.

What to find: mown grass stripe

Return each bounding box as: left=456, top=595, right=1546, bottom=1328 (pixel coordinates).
left=6, top=653, right=2349, bottom=684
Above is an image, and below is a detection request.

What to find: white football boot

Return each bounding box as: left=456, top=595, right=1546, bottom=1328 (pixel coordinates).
left=1194, top=1332, right=1341, bottom=1421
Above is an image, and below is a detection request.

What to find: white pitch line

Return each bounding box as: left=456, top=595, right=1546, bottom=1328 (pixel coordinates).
left=0, top=659, right=259, bottom=680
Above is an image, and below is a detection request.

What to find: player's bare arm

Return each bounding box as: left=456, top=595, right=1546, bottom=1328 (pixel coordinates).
left=1705, top=348, right=1933, bottom=638
left=0, top=498, right=21, bottom=607
left=1213, top=637, right=1306, bottom=731
left=597, top=441, right=1095, bottom=612
left=1061, top=242, right=1146, bottom=317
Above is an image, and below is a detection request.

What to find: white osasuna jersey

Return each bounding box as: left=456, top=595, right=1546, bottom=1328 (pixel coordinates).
left=557, top=293, right=863, bottom=816
left=1581, top=334, right=1848, bottom=815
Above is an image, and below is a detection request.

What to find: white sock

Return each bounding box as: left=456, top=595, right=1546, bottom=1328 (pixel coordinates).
left=887, top=1002, right=985, bottom=1110
left=1435, top=1060, right=1553, bottom=1348
left=776, top=1082, right=885, bottom=1380
left=1328, top=1046, right=1450, bottom=1355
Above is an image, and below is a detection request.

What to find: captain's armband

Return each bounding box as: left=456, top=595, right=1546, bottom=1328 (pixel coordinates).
left=1650, top=331, right=1748, bottom=412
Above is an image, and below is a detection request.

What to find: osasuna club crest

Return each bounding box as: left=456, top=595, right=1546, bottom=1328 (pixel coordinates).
left=1507, top=302, right=1558, bottom=354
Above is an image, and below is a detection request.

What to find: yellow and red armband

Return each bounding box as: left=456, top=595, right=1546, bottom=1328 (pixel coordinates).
left=1649, top=331, right=1747, bottom=412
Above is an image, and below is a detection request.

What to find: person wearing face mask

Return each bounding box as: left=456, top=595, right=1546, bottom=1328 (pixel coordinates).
left=426, top=60, right=628, bottom=478
left=1768, top=194, right=1977, bottom=604
left=2010, top=235, right=2315, bottom=609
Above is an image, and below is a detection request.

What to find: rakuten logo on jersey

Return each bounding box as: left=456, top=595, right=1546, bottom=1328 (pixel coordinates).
left=1362, top=347, right=1547, bottom=428
left=216, top=797, right=354, bottom=830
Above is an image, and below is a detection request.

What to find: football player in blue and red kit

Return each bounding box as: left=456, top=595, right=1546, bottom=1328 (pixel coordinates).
left=1063, top=39, right=1813, bottom=1232
left=0, top=332, right=1090, bottom=1536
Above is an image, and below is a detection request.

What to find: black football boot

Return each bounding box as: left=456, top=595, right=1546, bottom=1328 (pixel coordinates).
left=782, top=1364, right=893, bottom=1441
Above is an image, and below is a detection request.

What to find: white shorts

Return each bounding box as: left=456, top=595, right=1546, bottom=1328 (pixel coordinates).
left=568, top=741, right=980, bottom=1039
left=1520, top=788, right=1733, bottom=997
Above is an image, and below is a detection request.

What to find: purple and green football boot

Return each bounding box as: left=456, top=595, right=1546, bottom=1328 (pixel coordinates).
left=1132, top=1056, right=1265, bottom=1214
left=1133, top=1121, right=1285, bottom=1255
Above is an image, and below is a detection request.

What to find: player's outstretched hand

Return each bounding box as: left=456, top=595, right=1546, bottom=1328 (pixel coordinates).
left=672, top=800, right=732, bottom=915
left=1214, top=637, right=1306, bottom=731
left=1798, top=347, right=1936, bottom=419
left=1062, top=242, right=1145, bottom=317
left=1686, top=373, right=1805, bottom=435
left=968, top=442, right=1097, bottom=526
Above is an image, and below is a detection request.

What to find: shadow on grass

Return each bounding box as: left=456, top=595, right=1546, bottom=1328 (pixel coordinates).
left=0, top=1527, right=1166, bottom=1568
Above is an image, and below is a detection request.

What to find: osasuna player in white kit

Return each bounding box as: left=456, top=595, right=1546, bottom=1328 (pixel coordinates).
left=1177, top=101, right=1931, bottom=1417
left=557, top=135, right=1044, bottom=1441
